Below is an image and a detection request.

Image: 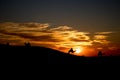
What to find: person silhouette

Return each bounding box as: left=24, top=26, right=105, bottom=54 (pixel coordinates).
left=98, top=51, right=102, bottom=57
left=24, top=42, right=31, bottom=47
left=68, top=48, right=75, bottom=54
left=6, top=42, right=10, bottom=46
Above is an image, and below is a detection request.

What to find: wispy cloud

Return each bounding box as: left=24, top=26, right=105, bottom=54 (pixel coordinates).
left=49, top=26, right=72, bottom=31
left=95, top=31, right=113, bottom=35
left=92, top=31, right=113, bottom=45
left=0, top=22, right=115, bottom=55
left=94, top=35, right=108, bottom=40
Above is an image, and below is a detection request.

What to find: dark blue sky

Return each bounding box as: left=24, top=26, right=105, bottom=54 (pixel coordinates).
left=0, top=0, right=120, bottom=32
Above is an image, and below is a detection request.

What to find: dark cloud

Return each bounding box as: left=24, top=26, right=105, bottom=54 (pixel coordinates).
left=30, top=35, right=63, bottom=42
left=70, top=38, right=90, bottom=42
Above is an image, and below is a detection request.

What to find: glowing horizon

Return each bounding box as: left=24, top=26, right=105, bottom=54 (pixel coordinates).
left=0, top=0, right=120, bottom=56
left=0, top=22, right=120, bottom=56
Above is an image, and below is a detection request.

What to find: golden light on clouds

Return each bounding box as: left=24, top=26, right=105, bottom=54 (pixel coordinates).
left=94, top=35, right=108, bottom=40
left=0, top=22, right=117, bottom=56
left=95, top=32, right=113, bottom=35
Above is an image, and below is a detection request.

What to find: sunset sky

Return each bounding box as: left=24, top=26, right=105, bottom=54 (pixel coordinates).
left=0, top=0, right=120, bottom=56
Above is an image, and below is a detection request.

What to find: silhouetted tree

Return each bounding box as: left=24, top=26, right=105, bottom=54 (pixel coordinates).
left=68, top=48, right=76, bottom=54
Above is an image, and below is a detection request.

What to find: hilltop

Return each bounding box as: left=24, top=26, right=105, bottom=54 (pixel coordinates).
left=0, top=44, right=120, bottom=65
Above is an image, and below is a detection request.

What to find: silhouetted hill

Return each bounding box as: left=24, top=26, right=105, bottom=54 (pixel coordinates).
left=0, top=44, right=120, bottom=65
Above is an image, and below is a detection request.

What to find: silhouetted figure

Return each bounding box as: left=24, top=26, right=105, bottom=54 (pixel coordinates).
left=24, top=42, right=31, bottom=47
left=98, top=51, right=102, bottom=57
left=68, top=48, right=76, bottom=54
left=6, top=42, right=10, bottom=47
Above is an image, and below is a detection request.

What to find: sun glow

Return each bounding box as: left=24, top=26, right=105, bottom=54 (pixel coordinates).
left=75, top=48, right=82, bottom=54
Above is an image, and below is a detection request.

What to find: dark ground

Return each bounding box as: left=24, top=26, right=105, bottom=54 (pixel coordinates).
left=1, top=44, right=120, bottom=79
left=0, top=44, right=120, bottom=65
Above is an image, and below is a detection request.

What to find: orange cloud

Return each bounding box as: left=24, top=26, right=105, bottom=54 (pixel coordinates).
left=0, top=22, right=116, bottom=56
left=92, top=31, right=113, bottom=45
left=94, top=35, right=108, bottom=40
left=95, top=31, right=113, bottom=35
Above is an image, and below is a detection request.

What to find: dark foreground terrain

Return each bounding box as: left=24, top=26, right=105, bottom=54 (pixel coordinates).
left=0, top=44, right=120, bottom=65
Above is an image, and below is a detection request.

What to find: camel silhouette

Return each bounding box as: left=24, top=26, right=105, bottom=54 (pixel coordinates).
left=68, top=48, right=76, bottom=54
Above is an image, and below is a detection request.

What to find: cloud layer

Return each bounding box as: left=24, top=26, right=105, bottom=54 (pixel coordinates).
left=0, top=22, right=115, bottom=56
